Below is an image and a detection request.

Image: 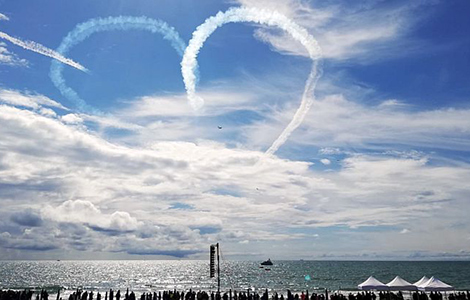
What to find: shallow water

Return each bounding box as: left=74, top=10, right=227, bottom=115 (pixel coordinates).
left=0, top=261, right=469, bottom=293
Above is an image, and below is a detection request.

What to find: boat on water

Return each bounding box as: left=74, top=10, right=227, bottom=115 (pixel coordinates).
left=260, top=258, right=273, bottom=266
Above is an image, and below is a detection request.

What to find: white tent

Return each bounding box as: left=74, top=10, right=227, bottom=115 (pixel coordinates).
left=413, top=276, right=430, bottom=287
left=387, top=276, right=417, bottom=291
left=418, top=276, right=454, bottom=291
left=358, top=276, right=389, bottom=291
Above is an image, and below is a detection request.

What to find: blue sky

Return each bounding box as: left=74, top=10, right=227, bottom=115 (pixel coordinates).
left=0, top=0, right=470, bottom=260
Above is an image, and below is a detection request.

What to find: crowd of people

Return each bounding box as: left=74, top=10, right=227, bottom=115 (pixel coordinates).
left=0, top=290, right=48, bottom=300
left=64, top=289, right=266, bottom=300
left=447, top=292, right=470, bottom=300
left=412, top=291, right=470, bottom=300
left=0, top=289, right=469, bottom=300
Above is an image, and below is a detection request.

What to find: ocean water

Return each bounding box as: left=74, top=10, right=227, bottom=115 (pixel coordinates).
left=0, top=261, right=469, bottom=293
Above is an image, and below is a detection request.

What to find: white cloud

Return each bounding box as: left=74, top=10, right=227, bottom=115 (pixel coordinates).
left=42, top=200, right=141, bottom=232
left=230, top=0, right=332, bottom=26
left=0, top=88, right=67, bottom=110
left=232, top=0, right=432, bottom=62
left=319, top=148, right=342, bottom=155
left=0, top=42, right=28, bottom=67
left=379, top=99, right=409, bottom=108
left=38, top=107, right=57, bottom=117
left=0, top=13, right=9, bottom=21
left=61, top=113, right=83, bottom=124
left=116, top=90, right=258, bottom=119
left=0, top=12, right=40, bottom=68
left=0, top=0, right=466, bottom=260
left=93, top=88, right=265, bottom=146
left=245, top=94, right=470, bottom=151
left=0, top=91, right=469, bottom=259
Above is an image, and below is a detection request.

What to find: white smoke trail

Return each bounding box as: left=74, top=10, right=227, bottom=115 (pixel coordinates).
left=0, top=31, right=87, bottom=72
left=181, top=7, right=322, bottom=154
left=50, top=16, right=188, bottom=113
left=0, top=13, right=9, bottom=21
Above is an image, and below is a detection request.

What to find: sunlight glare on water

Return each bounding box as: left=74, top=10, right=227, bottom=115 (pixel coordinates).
left=1, top=261, right=470, bottom=293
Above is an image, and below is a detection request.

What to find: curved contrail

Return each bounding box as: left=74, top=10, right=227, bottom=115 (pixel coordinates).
left=0, top=31, right=87, bottom=72
left=181, top=7, right=323, bottom=154
left=50, top=16, right=187, bottom=112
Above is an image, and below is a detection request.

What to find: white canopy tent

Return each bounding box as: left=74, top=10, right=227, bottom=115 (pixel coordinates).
left=418, top=276, right=454, bottom=291
left=387, top=276, right=417, bottom=291
left=358, top=276, right=389, bottom=291
left=413, top=276, right=430, bottom=287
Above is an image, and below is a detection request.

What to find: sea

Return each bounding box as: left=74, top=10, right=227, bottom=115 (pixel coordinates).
left=0, top=261, right=469, bottom=294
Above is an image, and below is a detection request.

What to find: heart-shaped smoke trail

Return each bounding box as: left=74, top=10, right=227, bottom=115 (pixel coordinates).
left=0, top=31, right=87, bottom=72
left=181, top=7, right=322, bottom=155
left=50, top=16, right=187, bottom=113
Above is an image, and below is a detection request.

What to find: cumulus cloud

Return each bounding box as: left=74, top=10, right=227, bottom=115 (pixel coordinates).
left=61, top=113, right=83, bottom=124
left=42, top=200, right=141, bottom=233
left=0, top=230, right=58, bottom=251
left=0, top=90, right=469, bottom=259
left=10, top=209, right=43, bottom=227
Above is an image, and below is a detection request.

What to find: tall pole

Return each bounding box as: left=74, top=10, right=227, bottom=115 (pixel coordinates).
left=217, top=243, right=221, bottom=292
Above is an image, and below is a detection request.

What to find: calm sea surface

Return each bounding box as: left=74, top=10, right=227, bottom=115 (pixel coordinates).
left=0, top=261, right=469, bottom=293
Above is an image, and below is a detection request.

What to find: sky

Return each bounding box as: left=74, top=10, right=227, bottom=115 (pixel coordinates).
left=0, top=0, right=470, bottom=261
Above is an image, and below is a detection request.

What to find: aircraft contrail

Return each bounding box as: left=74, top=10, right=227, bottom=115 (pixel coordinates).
left=50, top=16, right=187, bottom=112
left=0, top=31, right=87, bottom=72
left=181, top=7, right=323, bottom=155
